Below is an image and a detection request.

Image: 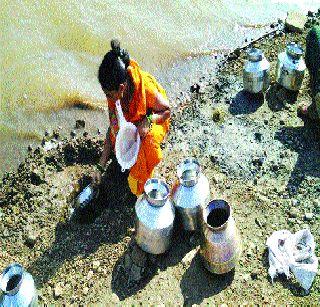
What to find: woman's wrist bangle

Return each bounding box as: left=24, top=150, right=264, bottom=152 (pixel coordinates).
left=146, top=114, right=153, bottom=126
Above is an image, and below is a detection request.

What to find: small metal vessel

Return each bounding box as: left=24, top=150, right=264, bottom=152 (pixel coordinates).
left=276, top=42, right=306, bottom=91
left=74, top=184, right=95, bottom=211
left=135, top=178, right=175, bottom=254
left=172, top=158, right=210, bottom=231
left=0, top=263, right=37, bottom=307
left=200, top=200, right=241, bottom=274
left=243, top=48, right=270, bottom=93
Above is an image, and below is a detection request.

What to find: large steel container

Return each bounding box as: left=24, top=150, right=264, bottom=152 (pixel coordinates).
left=243, top=48, right=270, bottom=93
left=200, top=200, right=241, bottom=274
left=135, top=178, right=175, bottom=254
left=0, top=263, right=37, bottom=307
left=276, top=42, right=306, bottom=91
left=172, top=158, right=210, bottom=231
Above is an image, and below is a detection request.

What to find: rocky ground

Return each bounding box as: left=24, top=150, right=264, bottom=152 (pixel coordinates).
left=1, top=10, right=320, bottom=306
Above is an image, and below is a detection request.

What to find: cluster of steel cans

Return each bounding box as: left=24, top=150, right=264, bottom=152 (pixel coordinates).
left=134, top=158, right=241, bottom=275
left=1, top=158, right=241, bottom=306
left=243, top=42, right=306, bottom=93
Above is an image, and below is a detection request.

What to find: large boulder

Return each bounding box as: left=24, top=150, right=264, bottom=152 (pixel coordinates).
left=285, top=11, right=307, bottom=33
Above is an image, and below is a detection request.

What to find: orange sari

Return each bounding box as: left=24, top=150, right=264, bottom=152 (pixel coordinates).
left=107, top=60, right=170, bottom=195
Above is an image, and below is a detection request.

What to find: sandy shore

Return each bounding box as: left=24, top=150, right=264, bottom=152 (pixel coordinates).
left=1, top=11, right=320, bottom=306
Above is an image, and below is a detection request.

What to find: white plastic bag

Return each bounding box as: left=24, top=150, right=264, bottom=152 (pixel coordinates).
left=115, top=100, right=141, bottom=172
left=266, top=229, right=318, bottom=292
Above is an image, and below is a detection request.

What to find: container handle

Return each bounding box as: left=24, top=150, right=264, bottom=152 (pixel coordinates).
left=115, top=100, right=126, bottom=128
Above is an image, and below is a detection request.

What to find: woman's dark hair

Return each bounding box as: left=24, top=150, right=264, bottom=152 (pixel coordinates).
left=98, top=39, right=130, bottom=91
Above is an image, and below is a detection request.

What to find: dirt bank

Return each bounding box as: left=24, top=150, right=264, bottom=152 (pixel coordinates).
left=1, top=11, right=320, bottom=306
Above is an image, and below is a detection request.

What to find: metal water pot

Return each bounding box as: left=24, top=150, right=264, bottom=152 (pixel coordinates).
left=276, top=42, right=306, bottom=91
left=172, top=158, right=210, bottom=231
left=0, top=263, right=37, bottom=307
left=243, top=48, right=270, bottom=93
left=135, top=178, right=175, bottom=254
left=73, top=184, right=97, bottom=211
left=200, top=200, right=241, bottom=274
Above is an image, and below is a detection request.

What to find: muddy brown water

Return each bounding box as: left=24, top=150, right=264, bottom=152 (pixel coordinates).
left=207, top=208, right=229, bottom=228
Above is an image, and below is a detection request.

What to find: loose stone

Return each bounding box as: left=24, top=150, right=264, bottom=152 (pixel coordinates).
left=54, top=284, right=63, bottom=297
left=130, top=264, right=143, bottom=282
left=285, top=11, right=307, bottom=33
left=304, top=213, right=313, bottom=221
left=131, top=244, right=147, bottom=267
left=92, top=260, right=101, bottom=270
left=288, top=208, right=299, bottom=218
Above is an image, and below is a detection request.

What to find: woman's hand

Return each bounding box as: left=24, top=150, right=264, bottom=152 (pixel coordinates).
left=91, top=170, right=102, bottom=187
left=137, top=117, right=150, bottom=139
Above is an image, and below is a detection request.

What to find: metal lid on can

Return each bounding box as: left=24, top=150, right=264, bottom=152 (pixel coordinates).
left=144, top=178, right=170, bottom=207
left=247, top=48, right=263, bottom=62
left=286, top=42, right=304, bottom=60
left=177, top=157, right=201, bottom=187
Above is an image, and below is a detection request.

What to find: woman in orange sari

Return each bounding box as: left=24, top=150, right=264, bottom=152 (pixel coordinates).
left=94, top=40, right=170, bottom=196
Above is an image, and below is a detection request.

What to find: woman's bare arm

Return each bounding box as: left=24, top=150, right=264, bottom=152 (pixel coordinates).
left=99, top=127, right=112, bottom=167
left=151, top=92, right=171, bottom=124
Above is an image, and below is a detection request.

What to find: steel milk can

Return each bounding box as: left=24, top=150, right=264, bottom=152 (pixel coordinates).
left=172, top=158, right=210, bottom=231
left=135, top=178, right=175, bottom=254
left=200, top=200, right=241, bottom=274
left=276, top=42, right=306, bottom=91
left=0, top=263, right=38, bottom=307
left=243, top=48, right=270, bottom=93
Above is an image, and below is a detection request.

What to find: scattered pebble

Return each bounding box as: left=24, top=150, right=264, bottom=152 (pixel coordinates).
left=75, top=119, right=86, bottom=129
left=92, top=260, right=101, bottom=270
left=304, top=213, right=314, bottom=221
left=83, top=287, right=89, bottom=295
left=131, top=244, right=147, bottom=267
left=130, top=264, right=143, bottom=282
left=182, top=248, right=198, bottom=267
left=288, top=207, right=299, bottom=218
left=54, top=284, right=63, bottom=298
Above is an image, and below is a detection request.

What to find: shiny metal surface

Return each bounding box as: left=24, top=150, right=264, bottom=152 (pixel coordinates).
left=200, top=200, right=241, bottom=274
left=172, top=158, right=210, bottom=231
left=144, top=178, right=170, bottom=207
left=243, top=48, right=270, bottom=93
left=276, top=42, right=306, bottom=91
left=74, top=184, right=94, bottom=210
left=0, top=263, right=37, bottom=307
left=135, top=178, right=175, bottom=254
